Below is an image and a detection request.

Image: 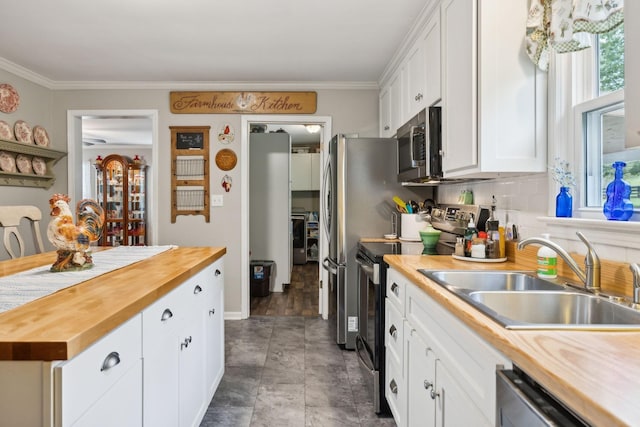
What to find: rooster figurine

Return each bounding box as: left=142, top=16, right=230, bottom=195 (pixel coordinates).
left=47, top=194, right=105, bottom=272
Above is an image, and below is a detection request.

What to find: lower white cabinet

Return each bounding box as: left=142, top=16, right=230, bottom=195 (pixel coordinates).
left=386, top=267, right=510, bottom=427
left=55, top=314, right=143, bottom=427
left=143, top=258, right=225, bottom=427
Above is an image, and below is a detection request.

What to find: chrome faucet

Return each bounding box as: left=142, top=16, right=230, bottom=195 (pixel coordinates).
left=630, top=263, right=640, bottom=306
left=517, top=231, right=601, bottom=292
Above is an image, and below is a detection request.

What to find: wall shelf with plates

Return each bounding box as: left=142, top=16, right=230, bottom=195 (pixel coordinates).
left=0, top=138, right=67, bottom=189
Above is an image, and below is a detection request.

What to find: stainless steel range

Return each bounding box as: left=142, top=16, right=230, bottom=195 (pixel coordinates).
left=355, top=204, right=489, bottom=415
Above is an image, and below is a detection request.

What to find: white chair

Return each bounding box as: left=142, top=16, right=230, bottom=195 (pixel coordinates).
left=0, top=205, right=45, bottom=259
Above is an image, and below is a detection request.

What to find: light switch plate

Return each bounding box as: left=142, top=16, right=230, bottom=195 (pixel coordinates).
left=211, top=194, right=224, bottom=206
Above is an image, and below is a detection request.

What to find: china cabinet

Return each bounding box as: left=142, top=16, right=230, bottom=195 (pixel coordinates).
left=95, top=154, right=147, bottom=246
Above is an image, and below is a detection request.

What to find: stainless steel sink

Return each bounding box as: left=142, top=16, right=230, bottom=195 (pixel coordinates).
left=419, top=270, right=640, bottom=330
left=468, top=291, right=640, bottom=330
left=420, top=270, right=567, bottom=293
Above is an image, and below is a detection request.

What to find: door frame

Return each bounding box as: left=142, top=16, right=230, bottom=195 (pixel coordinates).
left=240, top=115, right=332, bottom=319
left=66, top=109, right=159, bottom=245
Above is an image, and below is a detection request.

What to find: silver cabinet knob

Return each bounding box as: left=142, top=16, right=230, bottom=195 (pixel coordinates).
left=193, top=285, right=202, bottom=294
left=389, top=324, right=397, bottom=339
left=161, top=308, right=173, bottom=321
left=424, top=380, right=433, bottom=390
left=390, top=379, right=398, bottom=394
left=391, top=283, right=399, bottom=296
left=215, top=269, right=221, bottom=277
left=384, top=125, right=390, bottom=131
left=430, top=388, right=440, bottom=399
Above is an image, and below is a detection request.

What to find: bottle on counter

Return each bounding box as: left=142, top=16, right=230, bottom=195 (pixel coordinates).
left=463, top=216, right=478, bottom=257
left=537, top=233, right=558, bottom=279
left=454, top=237, right=465, bottom=257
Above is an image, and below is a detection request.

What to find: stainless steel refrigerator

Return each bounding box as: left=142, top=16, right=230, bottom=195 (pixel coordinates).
left=322, top=134, right=422, bottom=350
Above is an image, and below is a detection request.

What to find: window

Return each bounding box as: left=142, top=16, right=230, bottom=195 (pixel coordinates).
left=575, top=23, right=639, bottom=211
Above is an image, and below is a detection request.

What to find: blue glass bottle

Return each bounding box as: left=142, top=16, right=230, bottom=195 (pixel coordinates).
left=555, top=186, right=572, bottom=217
left=603, top=161, right=634, bottom=221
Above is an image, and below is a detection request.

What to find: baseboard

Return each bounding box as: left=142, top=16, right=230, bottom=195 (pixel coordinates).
left=224, top=311, right=244, bottom=320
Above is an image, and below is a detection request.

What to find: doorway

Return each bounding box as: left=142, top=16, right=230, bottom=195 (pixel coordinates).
left=241, top=115, right=332, bottom=320
left=66, top=110, right=159, bottom=245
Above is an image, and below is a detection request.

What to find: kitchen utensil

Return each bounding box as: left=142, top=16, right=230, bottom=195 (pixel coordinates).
left=406, top=203, right=413, bottom=214
left=410, top=200, right=419, bottom=213
left=393, top=196, right=407, bottom=212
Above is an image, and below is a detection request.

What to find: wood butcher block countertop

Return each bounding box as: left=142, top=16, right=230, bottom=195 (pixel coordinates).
left=384, top=253, right=640, bottom=427
left=0, top=246, right=226, bottom=362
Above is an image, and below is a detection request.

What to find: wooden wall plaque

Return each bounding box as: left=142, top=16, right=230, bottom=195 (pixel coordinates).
left=170, top=91, right=317, bottom=114
left=170, top=126, right=210, bottom=223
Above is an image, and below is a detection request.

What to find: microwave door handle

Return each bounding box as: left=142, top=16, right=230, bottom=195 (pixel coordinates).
left=410, top=125, right=425, bottom=167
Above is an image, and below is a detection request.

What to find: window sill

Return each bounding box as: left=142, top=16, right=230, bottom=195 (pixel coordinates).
left=537, top=216, right=640, bottom=250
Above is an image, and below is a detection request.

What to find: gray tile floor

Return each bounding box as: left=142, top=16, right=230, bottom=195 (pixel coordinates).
left=200, top=316, right=397, bottom=427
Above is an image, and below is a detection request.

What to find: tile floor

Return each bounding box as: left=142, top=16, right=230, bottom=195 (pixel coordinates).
left=199, top=316, right=397, bottom=427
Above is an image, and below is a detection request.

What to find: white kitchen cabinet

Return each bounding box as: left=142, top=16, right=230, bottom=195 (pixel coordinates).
left=204, top=259, right=224, bottom=400
left=405, top=38, right=426, bottom=118
left=440, top=0, right=546, bottom=178
left=386, top=267, right=511, bottom=427
left=143, top=262, right=223, bottom=427
left=291, top=153, right=320, bottom=191
left=390, top=69, right=405, bottom=135
left=379, top=85, right=393, bottom=137
left=55, top=314, right=143, bottom=427
left=422, top=12, right=441, bottom=108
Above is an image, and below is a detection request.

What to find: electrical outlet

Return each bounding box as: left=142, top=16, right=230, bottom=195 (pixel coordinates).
left=211, top=194, right=224, bottom=207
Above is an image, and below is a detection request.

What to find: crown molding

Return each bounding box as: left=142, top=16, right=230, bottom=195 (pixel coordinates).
left=0, top=57, right=380, bottom=91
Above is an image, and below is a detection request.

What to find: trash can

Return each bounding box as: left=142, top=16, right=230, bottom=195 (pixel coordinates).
left=250, top=260, right=275, bottom=297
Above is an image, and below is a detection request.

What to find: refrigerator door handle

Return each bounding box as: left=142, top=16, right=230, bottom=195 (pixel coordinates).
left=322, top=158, right=332, bottom=241
left=322, top=257, right=338, bottom=275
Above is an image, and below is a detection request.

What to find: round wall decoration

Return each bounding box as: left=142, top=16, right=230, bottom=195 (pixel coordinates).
left=215, top=148, right=237, bottom=171
left=0, top=83, right=19, bottom=113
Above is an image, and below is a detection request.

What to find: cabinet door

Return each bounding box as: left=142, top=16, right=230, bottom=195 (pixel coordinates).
left=441, top=0, right=477, bottom=175
left=406, top=40, right=426, bottom=118
left=178, top=315, right=206, bottom=427
left=379, top=85, right=393, bottom=137
left=389, top=69, right=405, bottom=134
left=423, top=12, right=441, bottom=107
left=406, top=328, right=436, bottom=427
left=435, top=360, right=492, bottom=427
left=142, top=289, right=182, bottom=427
left=291, top=153, right=311, bottom=191
left=310, top=153, right=320, bottom=191
left=71, top=360, right=142, bottom=427
left=205, top=260, right=225, bottom=400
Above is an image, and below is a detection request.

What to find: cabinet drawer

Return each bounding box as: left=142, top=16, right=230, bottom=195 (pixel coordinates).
left=385, top=299, right=404, bottom=372
left=385, top=355, right=406, bottom=427
left=386, top=268, right=406, bottom=314
left=179, top=264, right=214, bottom=312
left=55, top=314, right=142, bottom=427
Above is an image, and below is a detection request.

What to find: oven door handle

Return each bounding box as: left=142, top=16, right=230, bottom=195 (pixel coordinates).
left=355, top=335, right=375, bottom=372
left=356, top=252, right=379, bottom=285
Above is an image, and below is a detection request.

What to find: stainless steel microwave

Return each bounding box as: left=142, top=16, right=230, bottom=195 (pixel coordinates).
left=396, top=106, right=442, bottom=183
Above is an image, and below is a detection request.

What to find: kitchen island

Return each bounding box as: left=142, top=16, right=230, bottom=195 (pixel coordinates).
left=0, top=246, right=226, bottom=427
left=385, top=253, right=640, bottom=427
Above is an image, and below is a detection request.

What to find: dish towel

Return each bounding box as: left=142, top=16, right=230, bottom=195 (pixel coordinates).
left=0, top=245, right=176, bottom=314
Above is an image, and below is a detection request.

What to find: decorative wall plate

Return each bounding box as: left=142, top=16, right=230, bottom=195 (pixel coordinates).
left=14, top=120, right=33, bottom=144
left=215, top=148, right=237, bottom=171
left=32, top=156, right=46, bottom=176
left=32, top=125, right=50, bottom=147
left=16, top=154, right=33, bottom=174
left=0, top=120, right=13, bottom=140
left=0, top=151, right=16, bottom=172
left=0, top=83, right=19, bottom=113
left=218, top=123, right=235, bottom=143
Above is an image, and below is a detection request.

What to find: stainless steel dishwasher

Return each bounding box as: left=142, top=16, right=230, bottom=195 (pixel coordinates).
left=496, top=367, right=590, bottom=426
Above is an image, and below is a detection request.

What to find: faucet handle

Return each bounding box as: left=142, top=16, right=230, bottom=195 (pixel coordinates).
left=576, top=231, right=600, bottom=265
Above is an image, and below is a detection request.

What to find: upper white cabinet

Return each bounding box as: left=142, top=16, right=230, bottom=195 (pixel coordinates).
left=379, top=85, right=393, bottom=137
left=406, top=12, right=441, bottom=118
left=441, top=0, right=546, bottom=178
left=291, top=152, right=320, bottom=191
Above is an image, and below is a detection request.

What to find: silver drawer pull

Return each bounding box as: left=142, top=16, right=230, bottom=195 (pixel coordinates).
left=430, top=388, right=440, bottom=400
left=209, top=308, right=216, bottom=316
left=391, top=283, right=399, bottom=296
left=100, top=351, right=121, bottom=372
left=193, top=285, right=202, bottom=294
left=215, top=269, right=221, bottom=276
left=389, top=324, right=397, bottom=339
left=161, top=308, right=173, bottom=321
left=424, top=380, right=433, bottom=390
left=390, top=379, right=398, bottom=394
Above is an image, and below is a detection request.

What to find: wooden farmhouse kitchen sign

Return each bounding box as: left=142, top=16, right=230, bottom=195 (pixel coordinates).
left=170, top=91, right=317, bottom=114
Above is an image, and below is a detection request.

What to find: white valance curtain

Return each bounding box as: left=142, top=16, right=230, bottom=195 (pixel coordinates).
left=526, top=0, right=624, bottom=71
